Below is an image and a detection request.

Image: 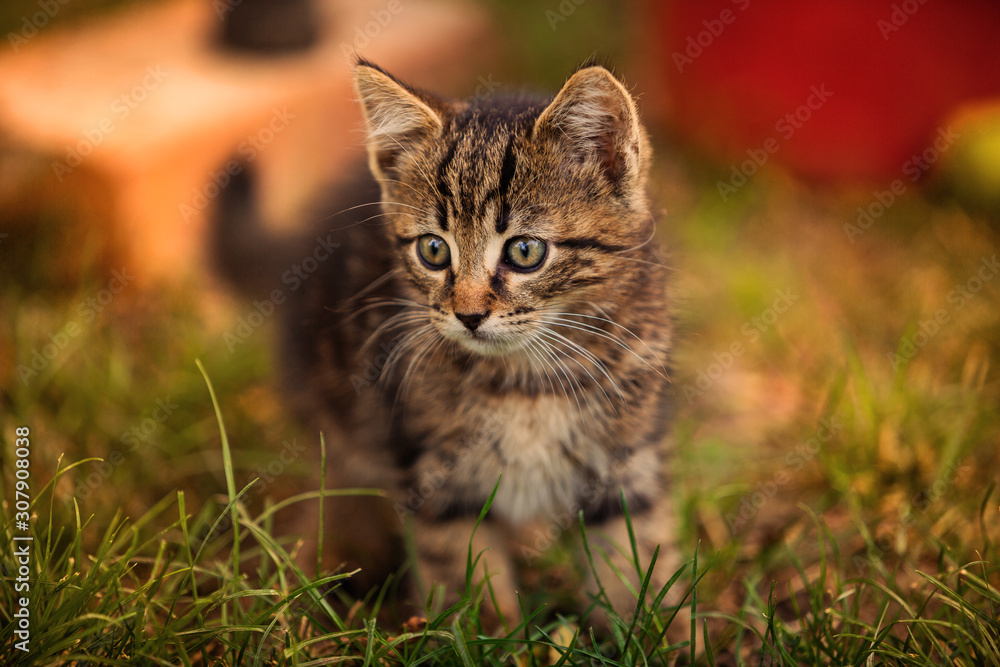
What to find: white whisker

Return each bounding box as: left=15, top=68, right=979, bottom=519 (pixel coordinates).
left=378, top=323, right=436, bottom=390
left=534, top=327, right=624, bottom=415
left=537, top=313, right=668, bottom=379
left=391, top=327, right=444, bottom=410
left=339, top=268, right=404, bottom=309
left=360, top=309, right=430, bottom=355
left=524, top=336, right=581, bottom=417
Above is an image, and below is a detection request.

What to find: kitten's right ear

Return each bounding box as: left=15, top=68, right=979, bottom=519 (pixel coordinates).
left=533, top=66, right=644, bottom=192
left=354, top=62, right=443, bottom=180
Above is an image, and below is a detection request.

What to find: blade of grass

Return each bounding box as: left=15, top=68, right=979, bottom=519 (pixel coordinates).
left=196, top=358, right=240, bottom=582
left=689, top=541, right=698, bottom=667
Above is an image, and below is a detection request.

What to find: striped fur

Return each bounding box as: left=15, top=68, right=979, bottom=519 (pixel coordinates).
left=278, top=61, right=676, bottom=625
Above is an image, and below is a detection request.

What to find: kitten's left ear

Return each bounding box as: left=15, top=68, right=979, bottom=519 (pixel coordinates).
left=533, top=66, right=645, bottom=188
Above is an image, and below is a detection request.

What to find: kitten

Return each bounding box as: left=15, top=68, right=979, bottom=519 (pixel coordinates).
left=214, top=60, right=677, bottom=626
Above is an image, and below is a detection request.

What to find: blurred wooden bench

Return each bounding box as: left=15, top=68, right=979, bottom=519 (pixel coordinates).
left=0, top=0, right=493, bottom=286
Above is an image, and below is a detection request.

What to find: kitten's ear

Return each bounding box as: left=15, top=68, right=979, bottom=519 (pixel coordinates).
left=354, top=62, right=443, bottom=179
left=533, top=66, right=644, bottom=188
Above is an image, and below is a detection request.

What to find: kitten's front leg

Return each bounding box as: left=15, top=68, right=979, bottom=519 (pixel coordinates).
left=409, top=513, right=520, bottom=630
left=580, top=493, right=681, bottom=623
left=572, top=443, right=684, bottom=630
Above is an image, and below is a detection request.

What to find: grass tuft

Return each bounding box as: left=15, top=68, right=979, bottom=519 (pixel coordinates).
left=3, top=135, right=999, bottom=664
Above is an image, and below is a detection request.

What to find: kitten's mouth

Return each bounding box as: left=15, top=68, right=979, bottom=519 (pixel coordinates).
left=447, top=328, right=523, bottom=357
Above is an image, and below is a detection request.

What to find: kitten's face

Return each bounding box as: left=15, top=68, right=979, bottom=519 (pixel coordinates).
left=355, top=62, right=652, bottom=358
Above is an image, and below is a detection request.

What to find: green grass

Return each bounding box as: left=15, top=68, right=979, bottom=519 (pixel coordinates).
left=3, top=153, right=1000, bottom=663
left=0, top=370, right=702, bottom=665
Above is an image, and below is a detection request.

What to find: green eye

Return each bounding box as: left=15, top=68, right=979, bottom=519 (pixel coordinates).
left=504, top=237, right=547, bottom=271
left=417, top=234, right=451, bottom=269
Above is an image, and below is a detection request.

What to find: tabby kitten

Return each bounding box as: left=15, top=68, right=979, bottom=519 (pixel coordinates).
left=218, top=60, right=677, bottom=625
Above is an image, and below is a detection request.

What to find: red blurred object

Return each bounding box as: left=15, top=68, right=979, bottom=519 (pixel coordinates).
left=644, top=0, right=1000, bottom=184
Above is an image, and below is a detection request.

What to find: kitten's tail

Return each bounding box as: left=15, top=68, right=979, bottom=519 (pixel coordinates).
left=210, top=161, right=384, bottom=300
left=210, top=165, right=298, bottom=299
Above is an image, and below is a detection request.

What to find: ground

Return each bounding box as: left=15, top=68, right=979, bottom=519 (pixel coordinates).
left=2, top=143, right=998, bottom=663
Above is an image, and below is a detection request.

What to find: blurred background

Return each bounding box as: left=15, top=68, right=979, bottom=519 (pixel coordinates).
left=3, top=0, right=999, bottom=288
left=1, top=0, right=999, bottom=634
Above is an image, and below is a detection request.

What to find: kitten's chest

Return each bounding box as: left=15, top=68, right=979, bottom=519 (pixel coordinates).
left=429, top=394, right=611, bottom=525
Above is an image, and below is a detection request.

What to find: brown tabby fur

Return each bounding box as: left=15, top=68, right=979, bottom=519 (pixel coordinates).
left=217, top=60, right=677, bottom=627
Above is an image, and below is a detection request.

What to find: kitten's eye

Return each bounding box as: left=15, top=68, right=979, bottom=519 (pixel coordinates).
left=504, top=237, right=547, bottom=271
left=417, top=234, right=451, bottom=270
